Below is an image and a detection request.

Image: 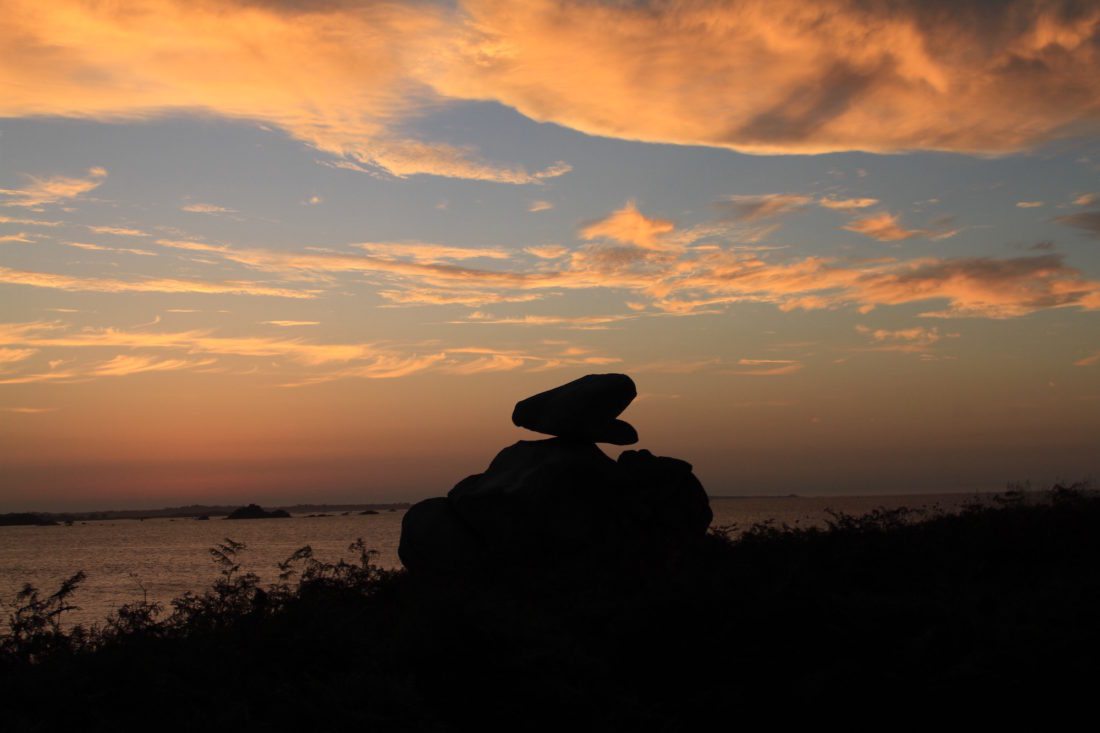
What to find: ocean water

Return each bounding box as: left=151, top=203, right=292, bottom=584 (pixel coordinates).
left=0, top=494, right=986, bottom=628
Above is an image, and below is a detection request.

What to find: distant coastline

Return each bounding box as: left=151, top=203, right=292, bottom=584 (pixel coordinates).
left=2, top=486, right=1068, bottom=527
left=0, top=502, right=410, bottom=526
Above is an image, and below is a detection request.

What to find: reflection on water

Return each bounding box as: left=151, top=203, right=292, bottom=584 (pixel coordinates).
left=0, top=494, right=984, bottom=627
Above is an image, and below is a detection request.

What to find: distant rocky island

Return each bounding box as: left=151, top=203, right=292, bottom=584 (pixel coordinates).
left=225, top=504, right=291, bottom=520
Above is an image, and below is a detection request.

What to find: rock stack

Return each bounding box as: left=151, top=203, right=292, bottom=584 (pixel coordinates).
left=398, top=373, right=713, bottom=576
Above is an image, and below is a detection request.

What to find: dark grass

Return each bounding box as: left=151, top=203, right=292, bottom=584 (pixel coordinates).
left=3, top=485, right=1099, bottom=730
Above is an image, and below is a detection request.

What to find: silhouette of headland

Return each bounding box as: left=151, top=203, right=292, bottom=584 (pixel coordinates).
left=225, top=504, right=290, bottom=520
left=399, top=373, right=712, bottom=577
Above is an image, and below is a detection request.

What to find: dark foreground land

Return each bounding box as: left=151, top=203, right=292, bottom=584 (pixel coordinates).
left=3, top=486, right=1098, bottom=730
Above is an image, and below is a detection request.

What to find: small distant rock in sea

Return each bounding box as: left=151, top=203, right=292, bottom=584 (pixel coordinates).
left=399, top=373, right=712, bottom=577
left=195, top=515, right=210, bottom=521
left=225, top=504, right=291, bottom=520
left=360, top=509, right=379, bottom=515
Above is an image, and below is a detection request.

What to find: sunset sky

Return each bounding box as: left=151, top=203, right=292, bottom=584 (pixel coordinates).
left=2, top=0, right=1099, bottom=510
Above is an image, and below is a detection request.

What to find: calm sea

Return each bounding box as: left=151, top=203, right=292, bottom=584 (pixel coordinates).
left=1, top=494, right=986, bottom=628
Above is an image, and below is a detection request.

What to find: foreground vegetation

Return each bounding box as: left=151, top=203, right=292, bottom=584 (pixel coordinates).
left=3, top=485, right=1098, bottom=729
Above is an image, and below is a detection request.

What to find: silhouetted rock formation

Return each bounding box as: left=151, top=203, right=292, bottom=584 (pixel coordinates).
left=225, top=504, right=290, bottom=520
left=512, top=372, right=639, bottom=445
left=400, top=374, right=712, bottom=576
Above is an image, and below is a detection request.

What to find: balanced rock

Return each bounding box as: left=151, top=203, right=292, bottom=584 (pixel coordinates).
left=398, top=373, right=713, bottom=578
left=511, top=373, right=638, bottom=445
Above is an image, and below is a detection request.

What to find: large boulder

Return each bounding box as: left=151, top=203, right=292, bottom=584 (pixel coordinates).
left=398, top=498, right=484, bottom=575
left=615, top=450, right=713, bottom=546
left=448, top=438, right=620, bottom=559
left=512, top=373, right=638, bottom=445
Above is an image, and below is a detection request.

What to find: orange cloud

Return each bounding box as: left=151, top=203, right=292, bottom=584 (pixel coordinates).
left=180, top=203, right=235, bottom=214
left=0, top=347, right=37, bottom=364
left=0, top=215, right=63, bottom=226
left=352, top=242, right=512, bottom=263
left=819, top=197, right=879, bottom=211
left=842, top=212, right=923, bottom=241
left=731, top=359, right=804, bottom=376
left=0, top=167, right=106, bottom=208
left=3, top=0, right=1099, bottom=171
left=0, top=265, right=311, bottom=298
left=87, top=225, right=149, bottom=237
left=0, top=1, right=565, bottom=183
left=439, top=0, right=1100, bottom=154
left=456, top=312, right=635, bottom=329
left=64, top=241, right=158, bottom=256
left=0, top=233, right=34, bottom=244
left=0, top=320, right=622, bottom=386
left=580, top=202, right=676, bottom=250
left=855, top=324, right=951, bottom=352
left=90, top=354, right=214, bottom=377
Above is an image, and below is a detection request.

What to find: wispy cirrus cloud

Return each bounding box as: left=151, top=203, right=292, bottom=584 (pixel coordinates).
left=1055, top=210, right=1100, bottom=237
left=841, top=212, right=959, bottom=242
left=64, top=241, right=158, bottom=256
left=0, top=266, right=311, bottom=298
left=122, top=202, right=1100, bottom=320
left=819, top=197, right=879, bottom=211
left=180, top=203, right=236, bottom=215
left=0, top=168, right=106, bottom=208
left=90, top=354, right=214, bottom=377
left=455, top=311, right=636, bottom=330
left=731, top=359, right=804, bottom=376
left=87, top=225, right=149, bottom=237
left=716, top=194, right=813, bottom=222
left=0, top=347, right=37, bottom=364
left=0, top=215, right=62, bottom=227
left=352, top=242, right=511, bottom=263
left=0, top=233, right=34, bottom=244
left=855, top=324, right=955, bottom=352
left=0, top=320, right=622, bottom=386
